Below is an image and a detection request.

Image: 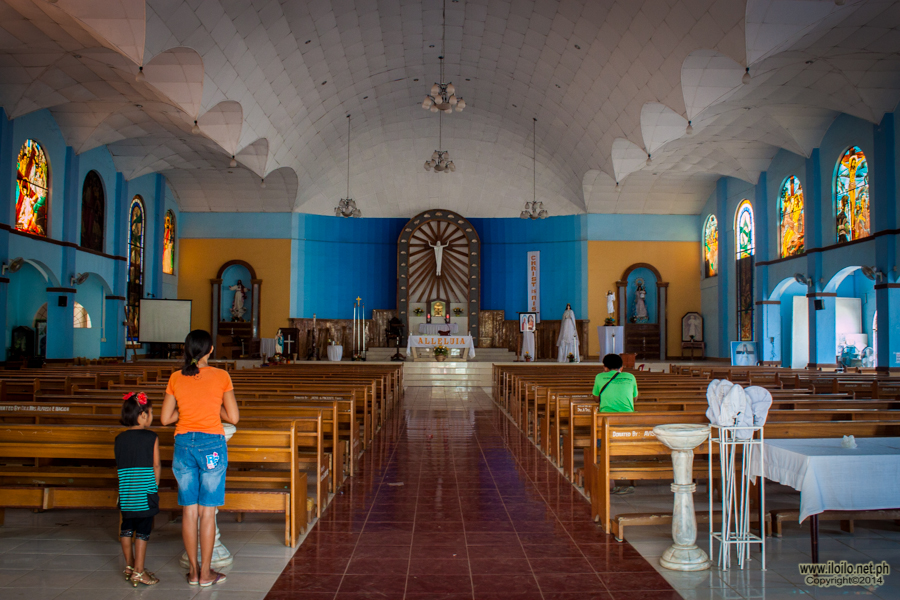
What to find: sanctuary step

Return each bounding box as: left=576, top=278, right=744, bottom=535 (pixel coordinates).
left=358, top=347, right=518, bottom=364
left=403, top=362, right=494, bottom=387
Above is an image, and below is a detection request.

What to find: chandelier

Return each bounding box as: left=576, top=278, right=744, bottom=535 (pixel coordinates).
left=521, top=118, right=548, bottom=219
left=335, top=115, right=361, bottom=218
left=424, top=112, right=455, bottom=173
left=421, top=0, right=465, bottom=114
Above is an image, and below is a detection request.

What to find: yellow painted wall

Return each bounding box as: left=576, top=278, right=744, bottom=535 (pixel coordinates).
left=587, top=241, right=701, bottom=358
left=178, top=239, right=292, bottom=336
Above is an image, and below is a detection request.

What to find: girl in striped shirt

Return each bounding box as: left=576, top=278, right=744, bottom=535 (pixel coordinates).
left=115, top=392, right=161, bottom=587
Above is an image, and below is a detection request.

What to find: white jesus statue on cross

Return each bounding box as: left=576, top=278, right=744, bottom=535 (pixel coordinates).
left=430, top=240, right=448, bottom=276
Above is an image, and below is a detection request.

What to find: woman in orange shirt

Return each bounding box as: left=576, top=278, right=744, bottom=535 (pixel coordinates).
left=161, top=330, right=239, bottom=587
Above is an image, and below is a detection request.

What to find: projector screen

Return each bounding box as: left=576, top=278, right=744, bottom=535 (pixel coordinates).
left=139, top=299, right=192, bottom=344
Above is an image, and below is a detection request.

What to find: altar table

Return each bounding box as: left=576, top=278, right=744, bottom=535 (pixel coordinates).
left=749, top=437, right=900, bottom=562
left=407, top=335, right=476, bottom=361
left=260, top=338, right=277, bottom=358
left=417, top=323, right=459, bottom=334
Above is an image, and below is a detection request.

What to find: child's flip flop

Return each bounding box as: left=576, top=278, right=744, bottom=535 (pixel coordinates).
left=186, top=573, right=199, bottom=586
left=200, top=572, right=227, bottom=587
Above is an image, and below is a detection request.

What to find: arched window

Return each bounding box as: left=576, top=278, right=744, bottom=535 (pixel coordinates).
left=835, top=146, right=870, bottom=243
left=34, top=302, right=92, bottom=328
left=163, top=210, right=176, bottom=275
left=735, top=200, right=754, bottom=342
left=80, top=170, right=105, bottom=251
left=126, top=196, right=145, bottom=342
left=16, top=140, right=50, bottom=236
left=703, top=215, right=718, bottom=277
left=778, top=175, right=805, bottom=257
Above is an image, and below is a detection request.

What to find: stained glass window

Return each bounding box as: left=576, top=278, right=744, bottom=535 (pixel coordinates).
left=736, top=200, right=754, bottom=342
left=835, top=146, right=870, bottom=243
left=163, top=210, right=176, bottom=275
left=16, top=140, right=50, bottom=236
left=779, top=176, right=805, bottom=257
left=703, top=215, right=718, bottom=277
left=736, top=200, right=754, bottom=258
left=80, top=170, right=105, bottom=252
left=126, top=196, right=145, bottom=342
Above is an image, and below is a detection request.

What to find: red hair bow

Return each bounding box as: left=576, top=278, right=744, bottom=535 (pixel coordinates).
left=136, top=392, right=148, bottom=405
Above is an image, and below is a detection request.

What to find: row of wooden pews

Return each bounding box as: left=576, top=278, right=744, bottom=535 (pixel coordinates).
left=0, top=361, right=403, bottom=546
left=492, top=363, right=900, bottom=542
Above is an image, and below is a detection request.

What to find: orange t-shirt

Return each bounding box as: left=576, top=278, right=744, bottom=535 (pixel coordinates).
left=165, top=367, right=234, bottom=436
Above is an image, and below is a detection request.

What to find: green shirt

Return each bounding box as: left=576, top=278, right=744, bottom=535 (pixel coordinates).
left=592, top=371, right=638, bottom=412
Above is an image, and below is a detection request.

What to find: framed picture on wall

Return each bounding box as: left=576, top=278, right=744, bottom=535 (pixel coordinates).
left=519, top=312, right=537, bottom=333
left=730, top=341, right=759, bottom=366
left=682, top=312, right=703, bottom=342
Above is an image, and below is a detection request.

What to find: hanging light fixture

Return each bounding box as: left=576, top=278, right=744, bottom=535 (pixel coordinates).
left=335, top=114, right=361, bottom=217
left=521, top=118, right=548, bottom=219
left=423, top=110, right=455, bottom=173
left=422, top=0, right=465, bottom=114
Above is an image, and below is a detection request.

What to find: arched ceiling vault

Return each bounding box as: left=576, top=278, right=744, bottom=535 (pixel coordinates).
left=1, top=0, right=899, bottom=217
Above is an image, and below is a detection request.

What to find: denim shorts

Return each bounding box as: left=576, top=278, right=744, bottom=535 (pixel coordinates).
left=173, top=432, right=228, bottom=507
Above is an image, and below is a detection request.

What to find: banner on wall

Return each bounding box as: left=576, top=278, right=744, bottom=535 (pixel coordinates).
left=527, top=251, right=540, bottom=322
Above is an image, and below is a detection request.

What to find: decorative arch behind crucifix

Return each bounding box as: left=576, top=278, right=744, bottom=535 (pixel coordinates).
left=397, top=209, right=481, bottom=343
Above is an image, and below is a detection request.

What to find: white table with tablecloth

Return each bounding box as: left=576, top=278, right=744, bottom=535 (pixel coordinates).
left=326, top=345, right=343, bottom=361
left=596, top=326, right=624, bottom=358
left=749, top=437, right=900, bottom=562
left=520, top=330, right=535, bottom=360
left=407, top=334, right=476, bottom=361
left=417, top=323, right=459, bottom=334
left=260, top=338, right=278, bottom=357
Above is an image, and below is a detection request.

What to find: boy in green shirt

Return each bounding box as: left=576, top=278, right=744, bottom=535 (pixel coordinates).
left=593, top=354, right=639, bottom=495
left=592, top=354, right=638, bottom=412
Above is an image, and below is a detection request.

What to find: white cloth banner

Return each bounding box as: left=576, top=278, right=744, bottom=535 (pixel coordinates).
left=748, top=437, right=900, bottom=522
left=528, top=251, right=540, bottom=320
left=407, top=335, right=476, bottom=358
left=418, top=323, right=459, bottom=334
left=520, top=330, right=535, bottom=359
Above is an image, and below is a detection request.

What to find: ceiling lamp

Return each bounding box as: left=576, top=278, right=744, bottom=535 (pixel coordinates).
left=423, top=110, right=455, bottom=173
left=335, top=115, right=361, bottom=217
left=521, top=118, right=548, bottom=219
left=422, top=0, right=465, bottom=114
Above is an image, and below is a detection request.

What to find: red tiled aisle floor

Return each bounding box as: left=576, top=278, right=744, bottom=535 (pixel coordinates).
left=266, top=387, right=681, bottom=600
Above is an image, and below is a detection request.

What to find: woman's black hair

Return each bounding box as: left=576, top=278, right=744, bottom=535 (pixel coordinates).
left=182, top=329, right=213, bottom=376
left=120, top=392, right=152, bottom=426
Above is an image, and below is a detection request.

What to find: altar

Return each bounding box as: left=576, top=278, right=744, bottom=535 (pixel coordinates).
left=418, top=322, right=459, bottom=335
left=407, top=335, right=476, bottom=361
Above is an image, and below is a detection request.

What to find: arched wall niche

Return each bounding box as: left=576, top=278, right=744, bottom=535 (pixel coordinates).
left=615, top=262, right=668, bottom=360
left=211, top=259, right=262, bottom=352
left=397, top=209, right=481, bottom=344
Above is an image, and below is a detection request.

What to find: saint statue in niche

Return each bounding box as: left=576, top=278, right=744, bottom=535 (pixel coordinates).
left=229, top=279, right=249, bottom=321
left=633, top=279, right=649, bottom=323
left=430, top=240, right=448, bottom=276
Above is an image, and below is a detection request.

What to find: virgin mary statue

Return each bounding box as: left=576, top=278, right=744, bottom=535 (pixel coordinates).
left=556, top=304, right=580, bottom=363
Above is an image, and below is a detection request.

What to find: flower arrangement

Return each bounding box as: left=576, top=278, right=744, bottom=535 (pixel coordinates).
left=604, top=317, right=616, bottom=326
left=433, top=344, right=449, bottom=356
left=453, top=307, right=463, bottom=316
left=524, top=352, right=532, bottom=362
left=567, top=353, right=575, bottom=363
left=413, top=308, right=424, bottom=316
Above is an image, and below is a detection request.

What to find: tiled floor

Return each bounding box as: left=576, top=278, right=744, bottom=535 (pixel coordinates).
left=266, top=386, right=674, bottom=600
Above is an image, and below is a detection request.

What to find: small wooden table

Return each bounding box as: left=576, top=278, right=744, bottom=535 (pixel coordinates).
left=681, top=341, right=704, bottom=359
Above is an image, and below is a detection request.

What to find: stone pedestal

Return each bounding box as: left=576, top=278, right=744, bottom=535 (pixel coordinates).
left=653, top=424, right=711, bottom=572
left=180, top=424, right=236, bottom=570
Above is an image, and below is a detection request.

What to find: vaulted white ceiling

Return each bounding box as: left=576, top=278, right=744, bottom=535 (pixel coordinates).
left=1, top=0, right=899, bottom=217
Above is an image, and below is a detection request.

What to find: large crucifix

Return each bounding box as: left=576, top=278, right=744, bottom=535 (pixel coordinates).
left=430, top=240, right=448, bottom=276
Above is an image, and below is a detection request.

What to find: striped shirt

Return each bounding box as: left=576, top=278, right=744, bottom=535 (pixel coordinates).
left=114, top=429, right=159, bottom=517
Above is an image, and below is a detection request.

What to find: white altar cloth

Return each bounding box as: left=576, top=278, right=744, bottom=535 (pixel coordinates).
left=597, top=326, right=624, bottom=358
left=418, top=323, right=459, bottom=334
left=749, top=437, right=900, bottom=522
left=260, top=338, right=277, bottom=357
left=407, top=335, right=476, bottom=358
left=326, top=345, right=343, bottom=362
